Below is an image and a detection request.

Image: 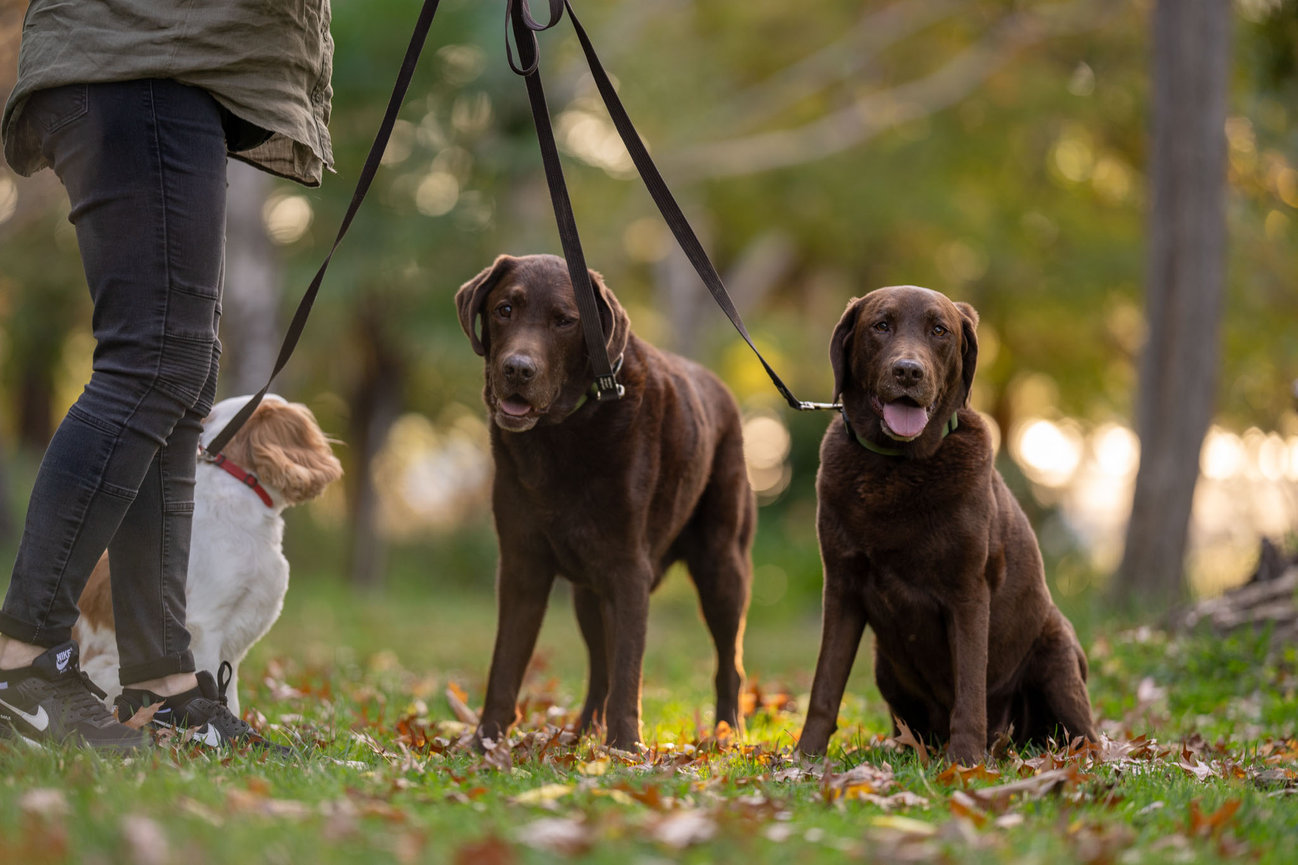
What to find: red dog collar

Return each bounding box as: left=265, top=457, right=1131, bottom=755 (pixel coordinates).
left=201, top=450, right=274, bottom=508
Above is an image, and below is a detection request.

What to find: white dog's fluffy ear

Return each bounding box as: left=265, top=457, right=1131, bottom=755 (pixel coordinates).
left=225, top=400, right=343, bottom=505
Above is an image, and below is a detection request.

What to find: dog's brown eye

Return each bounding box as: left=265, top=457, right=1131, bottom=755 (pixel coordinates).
left=932, top=324, right=948, bottom=337
left=555, top=315, right=576, bottom=328
left=496, top=303, right=512, bottom=319
left=872, top=321, right=890, bottom=333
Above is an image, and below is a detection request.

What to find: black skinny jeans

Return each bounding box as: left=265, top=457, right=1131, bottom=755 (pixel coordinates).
left=1, top=80, right=227, bottom=684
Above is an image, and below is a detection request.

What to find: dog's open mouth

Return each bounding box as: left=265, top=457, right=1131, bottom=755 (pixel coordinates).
left=499, top=395, right=535, bottom=418
left=495, top=393, right=549, bottom=431
left=877, top=396, right=932, bottom=441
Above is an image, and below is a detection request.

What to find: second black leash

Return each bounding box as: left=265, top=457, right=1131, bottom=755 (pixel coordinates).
left=512, top=0, right=840, bottom=413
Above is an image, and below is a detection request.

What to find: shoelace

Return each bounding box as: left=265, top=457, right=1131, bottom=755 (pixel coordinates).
left=216, top=660, right=234, bottom=706
left=51, top=666, right=118, bottom=728
left=190, top=660, right=257, bottom=740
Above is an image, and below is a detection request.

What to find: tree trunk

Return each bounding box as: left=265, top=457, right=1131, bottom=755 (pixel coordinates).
left=220, top=160, right=281, bottom=396
left=1113, top=0, right=1231, bottom=606
left=345, top=304, right=406, bottom=589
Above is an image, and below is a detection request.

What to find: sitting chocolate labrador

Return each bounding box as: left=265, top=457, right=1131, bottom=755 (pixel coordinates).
left=456, top=253, right=755, bottom=750
left=797, top=285, right=1096, bottom=765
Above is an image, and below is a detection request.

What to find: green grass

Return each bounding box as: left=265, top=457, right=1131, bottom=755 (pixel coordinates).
left=2, top=567, right=1296, bottom=864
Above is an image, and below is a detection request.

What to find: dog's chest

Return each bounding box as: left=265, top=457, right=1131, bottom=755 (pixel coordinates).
left=822, top=441, right=992, bottom=604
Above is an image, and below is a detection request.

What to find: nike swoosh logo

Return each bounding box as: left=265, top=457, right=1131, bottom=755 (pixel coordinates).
left=0, top=697, right=50, bottom=732
left=195, top=724, right=224, bottom=748
left=153, top=718, right=224, bottom=747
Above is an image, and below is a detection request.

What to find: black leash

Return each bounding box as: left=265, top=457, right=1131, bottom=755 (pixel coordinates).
left=210, top=0, right=836, bottom=455
left=206, top=0, right=444, bottom=455
left=512, top=0, right=839, bottom=412
left=508, top=0, right=621, bottom=401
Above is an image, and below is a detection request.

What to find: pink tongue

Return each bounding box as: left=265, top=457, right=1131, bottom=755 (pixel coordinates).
left=501, top=397, right=532, bottom=417
left=882, top=402, right=929, bottom=438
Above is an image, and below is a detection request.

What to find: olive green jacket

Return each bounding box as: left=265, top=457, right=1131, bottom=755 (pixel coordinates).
left=3, top=0, right=334, bottom=186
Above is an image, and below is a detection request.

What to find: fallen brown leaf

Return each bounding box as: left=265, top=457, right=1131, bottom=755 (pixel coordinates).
left=1187, top=798, right=1242, bottom=838
left=822, top=761, right=895, bottom=804
left=121, top=815, right=169, bottom=865
left=119, top=701, right=165, bottom=730
left=453, top=836, right=516, bottom=865
left=937, top=762, right=1002, bottom=787
left=966, top=766, right=1085, bottom=813
left=446, top=683, right=479, bottom=726
left=18, top=789, right=69, bottom=819
left=892, top=717, right=930, bottom=767
left=513, top=816, right=592, bottom=856
left=648, top=810, right=718, bottom=849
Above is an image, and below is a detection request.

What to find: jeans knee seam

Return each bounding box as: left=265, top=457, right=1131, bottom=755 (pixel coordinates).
left=66, top=403, right=121, bottom=436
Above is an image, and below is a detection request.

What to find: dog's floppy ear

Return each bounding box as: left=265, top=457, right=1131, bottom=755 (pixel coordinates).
left=829, top=297, right=864, bottom=401
left=226, top=400, right=343, bottom=506
left=455, top=255, right=516, bottom=356
left=955, top=301, right=979, bottom=405
left=591, top=268, right=631, bottom=362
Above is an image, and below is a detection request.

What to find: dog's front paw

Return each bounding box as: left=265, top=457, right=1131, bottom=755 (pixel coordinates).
left=946, top=736, right=986, bottom=767
left=470, top=720, right=510, bottom=754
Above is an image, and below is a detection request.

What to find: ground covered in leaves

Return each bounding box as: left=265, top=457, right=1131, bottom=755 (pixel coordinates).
left=2, top=613, right=1295, bottom=864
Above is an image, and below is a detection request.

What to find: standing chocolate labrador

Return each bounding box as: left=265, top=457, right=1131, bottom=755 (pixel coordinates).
left=456, top=254, right=755, bottom=750
left=798, top=285, right=1095, bottom=764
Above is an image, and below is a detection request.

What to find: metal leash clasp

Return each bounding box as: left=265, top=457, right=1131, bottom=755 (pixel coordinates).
left=595, top=375, right=625, bottom=401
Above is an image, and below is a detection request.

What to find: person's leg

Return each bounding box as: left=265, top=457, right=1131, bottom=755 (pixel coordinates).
left=0, top=81, right=225, bottom=683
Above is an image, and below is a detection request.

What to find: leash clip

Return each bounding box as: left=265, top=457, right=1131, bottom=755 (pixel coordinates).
left=595, top=374, right=625, bottom=401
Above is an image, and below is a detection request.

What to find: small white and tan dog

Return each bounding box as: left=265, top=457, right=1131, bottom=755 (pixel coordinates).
left=74, top=394, right=343, bottom=715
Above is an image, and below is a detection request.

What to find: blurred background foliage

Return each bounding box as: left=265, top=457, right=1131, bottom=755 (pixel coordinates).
left=1, top=0, right=1296, bottom=617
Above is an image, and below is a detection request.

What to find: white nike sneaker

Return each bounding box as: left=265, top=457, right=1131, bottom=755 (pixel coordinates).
left=0, top=640, right=150, bottom=752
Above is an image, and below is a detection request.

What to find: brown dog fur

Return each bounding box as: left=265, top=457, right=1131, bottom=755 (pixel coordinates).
left=797, top=285, right=1096, bottom=764
left=456, top=253, right=755, bottom=750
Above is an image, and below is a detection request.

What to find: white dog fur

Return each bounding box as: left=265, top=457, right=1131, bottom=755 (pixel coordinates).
left=74, top=394, right=343, bottom=715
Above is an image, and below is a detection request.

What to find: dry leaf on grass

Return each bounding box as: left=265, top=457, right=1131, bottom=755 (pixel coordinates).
left=648, top=810, right=718, bottom=849
left=510, top=784, right=575, bottom=807
left=119, top=701, right=164, bottom=730
left=445, top=683, right=479, bottom=726
left=822, top=761, right=895, bottom=803
left=966, top=766, right=1085, bottom=813
left=18, top=788, right=69, bottom=819
left=1187, top=798, right=1242, bottom=838
left=513, top=816, right=592, bottom=856
left=452, top=836, right=516, bottom=865
left=121, top=815, right=169, bottom=865
left=891, top=717, right=930, bottom=767
left=937, top=762, right=1001, bottom=787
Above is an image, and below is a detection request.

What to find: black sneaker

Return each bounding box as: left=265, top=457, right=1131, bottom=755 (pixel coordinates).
left=116, top=663, right=291, bottom=757
left=0, top=641, right=150, bottom=752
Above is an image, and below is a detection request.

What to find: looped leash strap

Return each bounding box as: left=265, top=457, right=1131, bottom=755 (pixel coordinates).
left=206, top=0, right=445, bottom=455
left=532, top=1, right=839, bottom=413
left=507, top=0, right=622, bottom=401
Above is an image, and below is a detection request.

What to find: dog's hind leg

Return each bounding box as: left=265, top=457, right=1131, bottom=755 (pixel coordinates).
left=685, top=542, right=751, bottom=734
left=1022, top=611, right=1097, bottom=745
left=874, top=653, right=947, bottom=745
left=572, top=585, right=609, bottom=735
left=681, top=448, right=754, bottom=736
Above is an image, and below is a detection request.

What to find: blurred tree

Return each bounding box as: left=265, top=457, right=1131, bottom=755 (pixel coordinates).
left=222, top=160, right=281, bottom=396
left=1113, top=0, right=1232, bottom=606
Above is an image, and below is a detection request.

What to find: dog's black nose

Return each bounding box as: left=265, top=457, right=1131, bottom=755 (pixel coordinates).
left=892, top=359, right=924, bottom=386
left=502, top=354, right=538, bottom=383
